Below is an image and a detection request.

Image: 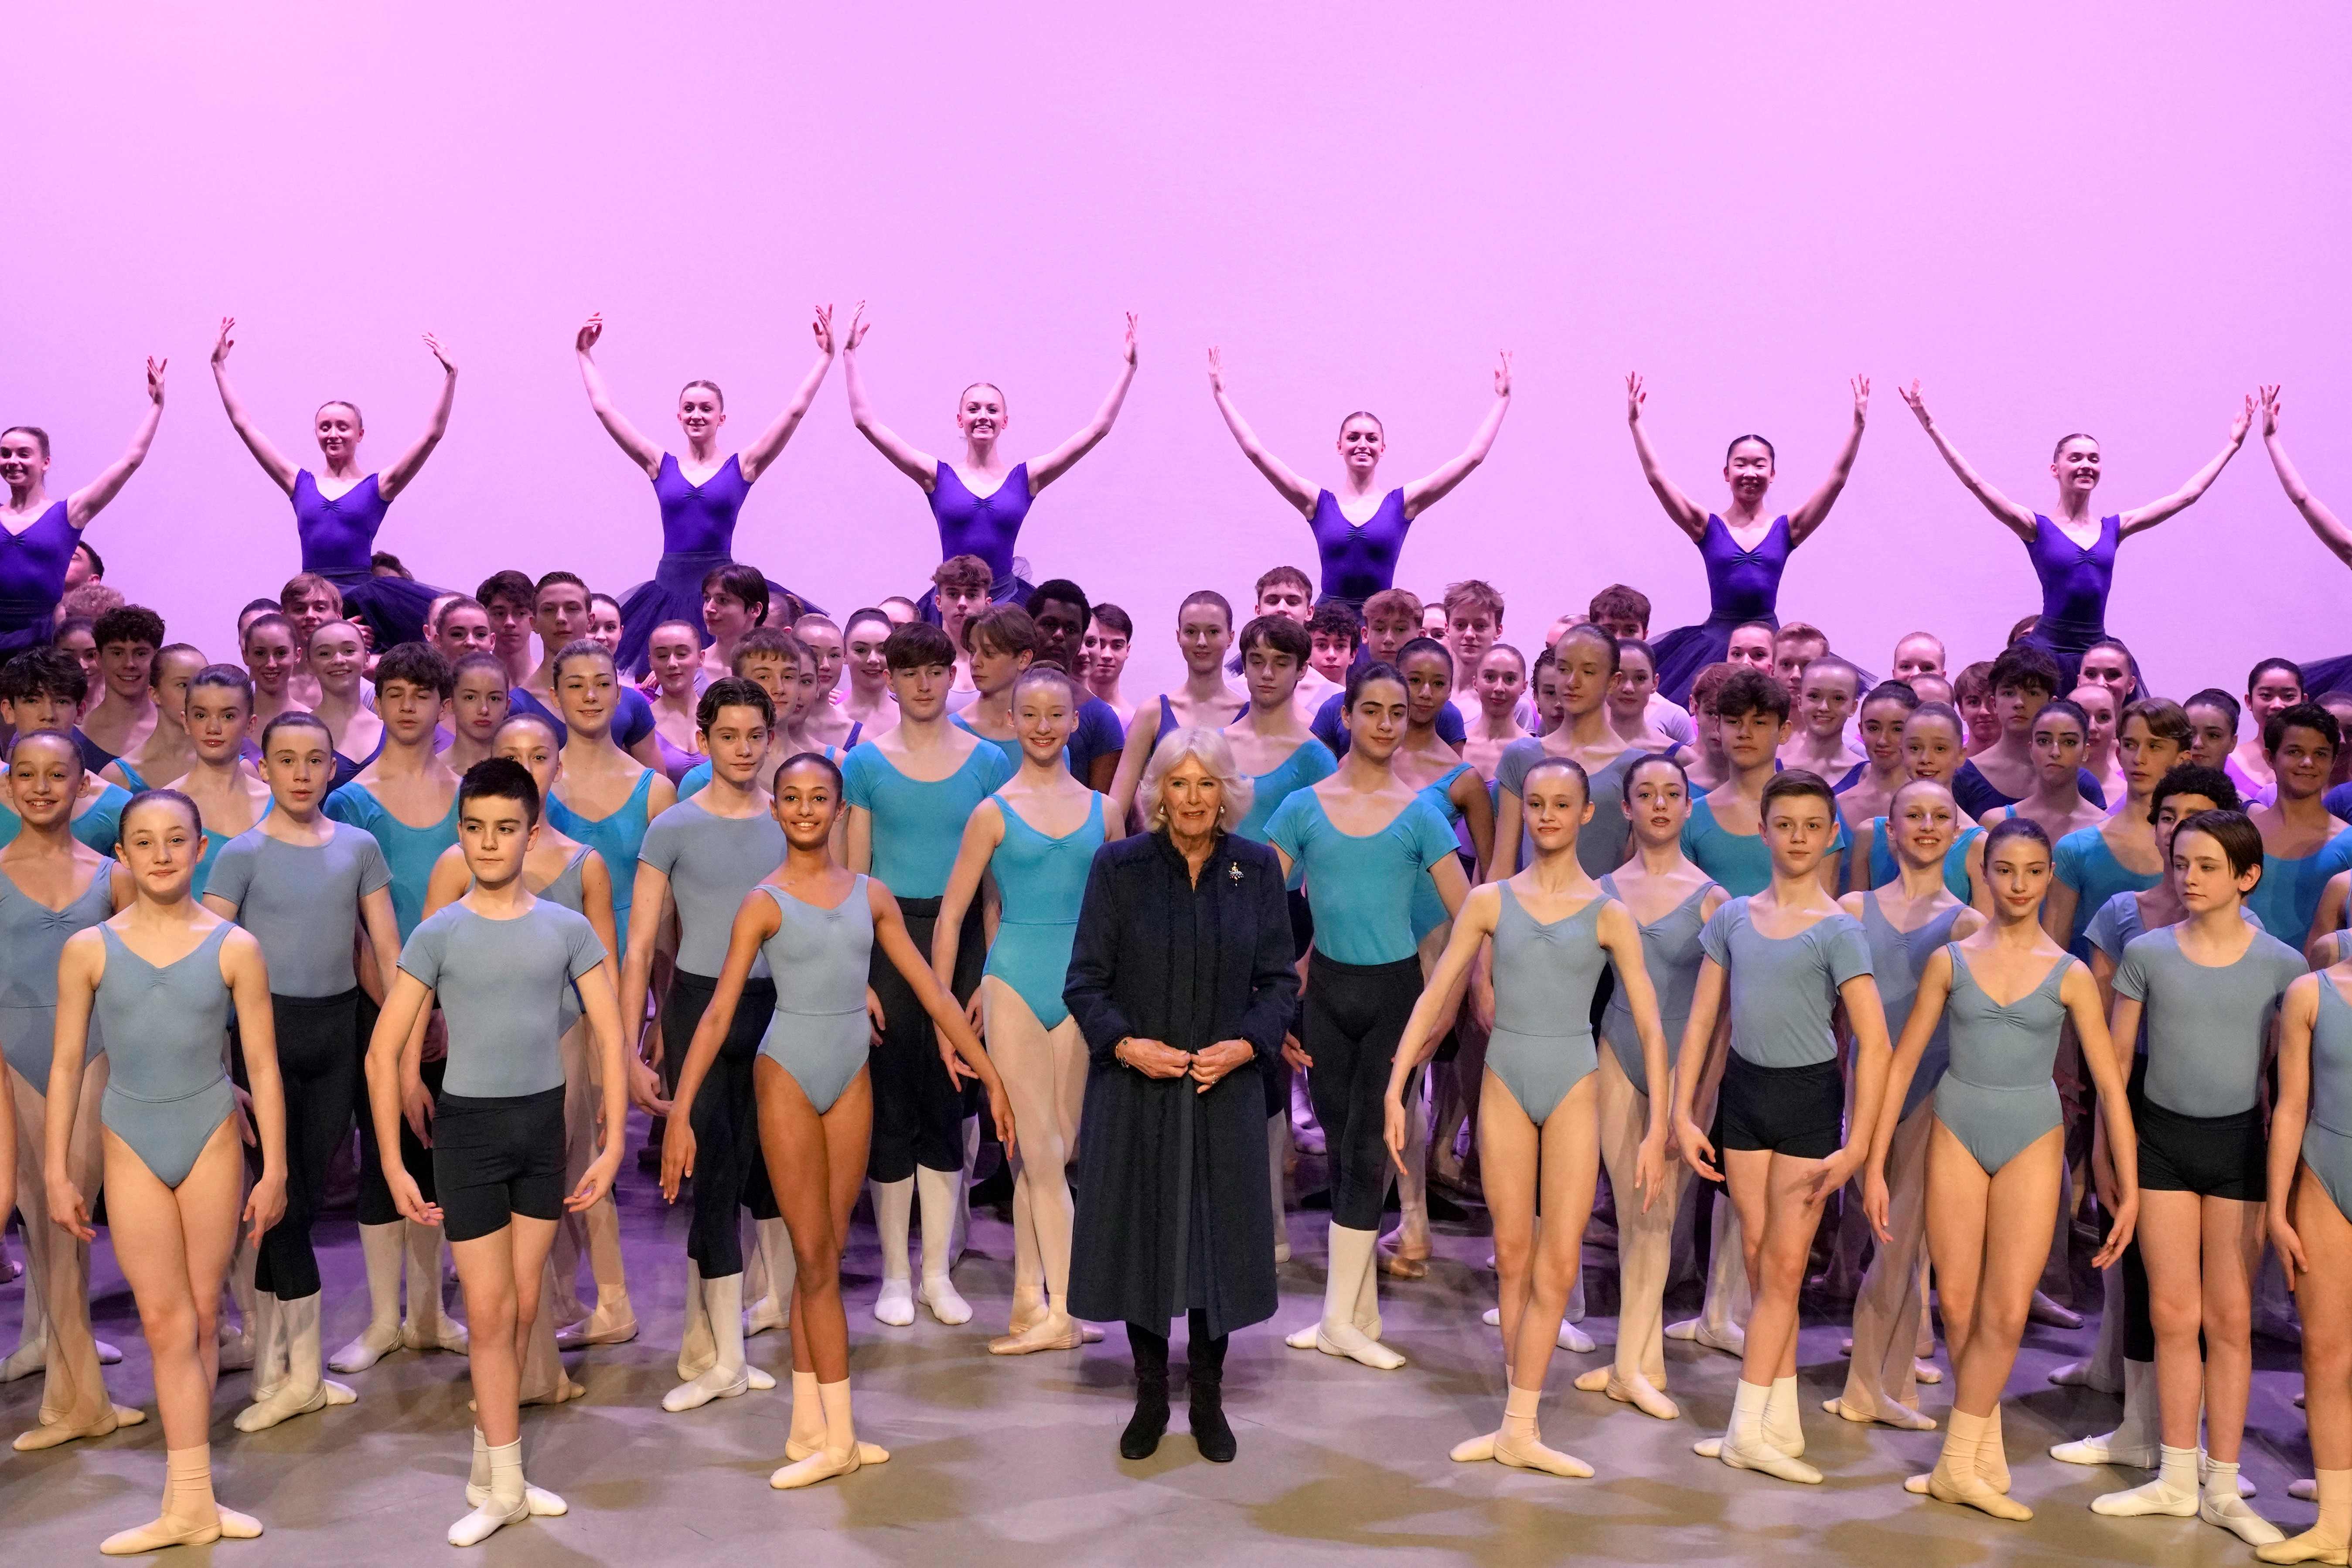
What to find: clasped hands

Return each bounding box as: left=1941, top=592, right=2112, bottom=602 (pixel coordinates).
left=1117, top=1036, right=1254, bottom=1093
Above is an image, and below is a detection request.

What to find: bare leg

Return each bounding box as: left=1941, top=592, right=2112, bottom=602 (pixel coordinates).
left=2262, top=1166, right=2352, bottom=1564
left=1710, top=1147, right=1830, bottom=1484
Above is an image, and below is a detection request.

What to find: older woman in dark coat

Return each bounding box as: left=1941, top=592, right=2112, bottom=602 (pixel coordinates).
left=1064, top=727, right=1299, bottom=1465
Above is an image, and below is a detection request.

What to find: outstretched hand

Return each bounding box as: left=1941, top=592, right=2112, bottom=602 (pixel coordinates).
left=146, top=356, right=167, bottom=403
left=1205, top=344, right=1224, bottom=392
left=811, top=303, right=837, bottom=355
left=1899, top=378, right=1932, bottom=429
left=1625, top=371, right=1646, bottom=424
left=1493, top=350, right=1513, bottom=398
left=423, top=332, right=456, bottom=374
left=211, top=317, right=236, bottom=368
left=1850, top=375, right=1872, bottom=425
left=844, top=302, right=872, bottom=352
left=2229, top=391, right=2255, bottom=444
left=2260, top=384, right=2283, bottom=437
left=576, top=314, right=604, bottom=355
left=1121, top=311, right=1139, bottom=365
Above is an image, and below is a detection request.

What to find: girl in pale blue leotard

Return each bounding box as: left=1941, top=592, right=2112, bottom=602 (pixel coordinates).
left=2274, top=958, right=2352, bottom=1549
left=45, top=790, right=289, bottom=1552
left=663, top=753, right=1010, bottom=1489
left=1385, top=755, right=1672, bottom=1478
left=934, top=668, right=1108, bottom=1353
left=542, top=644, right=673, bottom=953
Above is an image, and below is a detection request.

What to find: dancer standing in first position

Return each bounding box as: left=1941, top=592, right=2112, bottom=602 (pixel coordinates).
left=366, top=759, right=627, bottom=1547
left=1207, top=346, right=1511, bottom=613
left=211, top=319, right=456, bottom=649
left=49, top=790, right=287, bottom=1553
left=0, top=359, right=165, bottom=658
left=664, top=753, right=1012, bottom=1490
left=1900, top=380, right=2250, bottom=689
left=844, top=307, right=1138, bottom=615
left=1673, top=770, right=1890, bottom=1484
left=1387, top=756, right=1673, bottom=1476
left=1626, top=373, right=1869, bottom=704
left=573, top=310, right=836, bottom=675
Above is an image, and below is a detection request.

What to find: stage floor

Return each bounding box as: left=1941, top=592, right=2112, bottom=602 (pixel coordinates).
left=0, top=1125, right=2318, bottom=1566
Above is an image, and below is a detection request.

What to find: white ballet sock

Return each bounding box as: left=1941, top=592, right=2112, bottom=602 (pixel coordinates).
left=1764, top=1375, right=1806, bottom=1457
left=869, top=1178, right=916, bottom=1326
left=2052, top=1356, right=2157, bottom=1466
left=1493, top=1382, right=1592, bottom=1477
left=665, top=1272, right=767, bottom=1411
left=676, top=1259, right=716, bottom=1379
left=2092, top=1442, right=2201, bottom=1517
left=235, top=1293, right=355, bottom=1432
left=2204, top=1457, right=2285, bottom=1545
left=448, top=1438, right=528, bottom=1546
left=771, top=1379, right=867, bottom=1489
left=465, top=1426, right=566, bottom=1517
left=1307, top=1225, right=1403, bottom=1370
left=1718, top=1380, right=1821, bottom=1484
left=2258, top=1468, right=2352, bottom=1565
left=329, top=1222, right=406, bottom=1373
left=99, top=1443, right=262, bottom=1555
left=400, top=1222, right=466, bottom=1353
left=915, top=1167, right=971, bottom=1324
left=744, top=1218, right=794, bottom=1336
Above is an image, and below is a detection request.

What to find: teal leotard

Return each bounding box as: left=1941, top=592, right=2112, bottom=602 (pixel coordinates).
left=1409, top=762, right=1472, bottom=943
left=547, top=770, right=656, bottom=953
left=982, top=794, right=1106, bottom=1030
left=2052, top=826, right=2158, bottom=958
left=842, top=744, right=1015, bottom=899
left=324, top=782, right=458, bottom=940
left=1862, top=817, right=1981, bottom=902
left=1265, top=790, right=1460, bottom=967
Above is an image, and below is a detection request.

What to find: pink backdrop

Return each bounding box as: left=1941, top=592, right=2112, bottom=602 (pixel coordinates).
left=7, top=1, right=2350, bottom=701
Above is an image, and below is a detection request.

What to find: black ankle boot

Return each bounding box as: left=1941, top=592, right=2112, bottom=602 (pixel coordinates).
left=1121, top=1370, right=1170, bottom=1460
left=1188, top=1367, right=1236, bottom=1463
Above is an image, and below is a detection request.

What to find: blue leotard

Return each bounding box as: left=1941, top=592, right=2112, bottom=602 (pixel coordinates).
left=1681, top=794, right=1850, bottom=898
left=1950, top=759, right=2107, bottom=818
left=1485, top=887, right=1610, bottom=1122
left=654, top=452, right=748, bottom=555
left=97, top=922, right=236, bottom=1188
left=1862, top=816, right=1982, bottom=902
left=324, top=782, right=458, bottom=939
left=0, top=780, right=130, bottom=856
left=0, top=858, right=115, bottom=1084
left=1409, top=762, right=1472, bottom=942
left=0, top=502, right=78, bottom=655
left=1598, top=876, right=1714, bottom=1097
left=2303, top=975, right=2352, bottom=1219
left=194, top=798, right=273, bottom=900
left=1935, top=946, right=2073, bottom=1174
left=2053, top=826, right=2159, bottom=958
left=2020, top=513, right=2121, bottom=689
left=1231, top=735, right=1339, bottom=846
left=2250, top=828, right=2352, bottom=950
left=1307, top=488, right=1410, bottom=608
left=616, top=452, right=819, bottom=675
left=546, top=770, right=656, bottom=952
left=842, top=743, right=1015, bottom=899
left=950, top=714, right=1068, bottom=776
left=1650, top=514, right=1791, bottom=703
left=931, top=462, right=1033, bottom=582
left=1860, top=891, right=1967, bottom=1118
left=755, top=879, right=874, bottom=1113
left=1265, top=790, right=1459, bottom=966
left=982, top=794, right=1106, bottom=1029
left=504, top=683, right=658, bottom=756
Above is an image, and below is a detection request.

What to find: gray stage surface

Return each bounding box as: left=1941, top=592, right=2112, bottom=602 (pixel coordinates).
left=0, top=1125, right=2316, bottom=1566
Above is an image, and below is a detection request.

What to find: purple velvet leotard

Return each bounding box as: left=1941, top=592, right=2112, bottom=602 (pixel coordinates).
left=616, top=451, right=821, bottom=676
left=0, top=502, right=79, bottom=656
left=930, top=462, right=1033, bottom=582
left=288, top=470, right=447, bottom=652
left=654, top=453, right=749, bottom=555
left=2019, top=512, right=2124, bottom=690
left=1649, top=514, right=1793, bottom=704
left=1307, top=488, right=1410, bottom=610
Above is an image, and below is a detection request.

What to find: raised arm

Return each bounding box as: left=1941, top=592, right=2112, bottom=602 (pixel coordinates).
left=573, top=315, right=665, bottom=480
left=211, top=318, right=300, bottom=494
left=2258, top=386, right=2352, bottom=569
left=1784, top=376, right=1871, bottom=547
left=737, top=307, right=839, bottom=485
left=2117, top=392, right=2253, bottom=539
left=1625, top=373, right=1710, bottom=543
left=1027, top=314, right=1139, bottom=492
left=1401, top=353, right=1512, bottom=519
left=375, top=334, right=458, bottom=503
left=1206, top=346, right=1319, bottom=517
left=1897, top=380, right=2035, bottom=541
left=64, top=358, right=166, bottom=529
left=840, top=305, right=940, bottom=488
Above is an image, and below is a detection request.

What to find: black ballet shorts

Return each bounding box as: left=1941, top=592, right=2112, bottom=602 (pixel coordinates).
left=2134, top=1090, right=2266, bottom=1203
left=431, top=1085, right=568, bottom=1243
left=1715, top=1051, right=1843, bottom=1161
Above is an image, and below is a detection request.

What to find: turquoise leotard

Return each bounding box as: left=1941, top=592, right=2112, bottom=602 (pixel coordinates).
left=2052, top=826, right=2158, bottom=958
left=1409, top=762, right=1472, bottom=943
left=982, top=793, right=1105, bottom=1030
left=842, top=744, right=1015, bottom=899
left=547, top=770, right=656, bottom=953
left=1231, top=735, right=1338, bottom=849
left=324, top=782, right=458, bottom=940
left=1265, top=790, right=1460, bottom=967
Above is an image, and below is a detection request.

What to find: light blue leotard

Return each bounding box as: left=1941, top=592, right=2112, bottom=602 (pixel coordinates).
left=398, top=900, right=607, bottom=1098
left=2251, top=829, right=2352, bottom=951
left=191, top=799, right=273, bottom=900
left=2053, top=826, right=2158, bottom=958
left=638, top=800, right=787, bottom=978
left=1861, top=891, right=1967, bottom=1118
left=0, top=781, right=130, bottom=856
left=547, top=770, right=656, bottom=953
left=1265, top=790, right=1460, bottom=967
left=1486, top=887, right=1610, bottom=1122
left=97, top=922, right=237, bottom=1188
left=1231, top=736, right=1338, bottom=846
left=1698, top=897, right=1874, bottom=1068
left=1684, top=795, right=1854, bottom=897
left=2114, top=925, right=2305, bottom=1116
left=1598, top=876, right=1714, bottom=1097
left=0, top=859, right=115, bottom=1083
left=1409, top=763, right=1472, bottom=943
left=755, top=879, right=874, bottom=1112
left=324, top=782, right=459, bottom=940
left=1933, top=945, right=2073, bottom=1173
left=202, top=823, right=393, bottom=997
left=982, top=794, right=1106, bottom=1030
left=1495, top=738, right=1676, bottom=879
left=1862, top=817, right=1981, bottom=902
left=842, top=745, right=1014, bottom=899
left=2304, top=975, right=2352, bottom=1219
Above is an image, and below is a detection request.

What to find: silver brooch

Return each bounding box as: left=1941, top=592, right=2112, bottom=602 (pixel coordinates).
left=1228, top=861, right=1243, bottom=883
